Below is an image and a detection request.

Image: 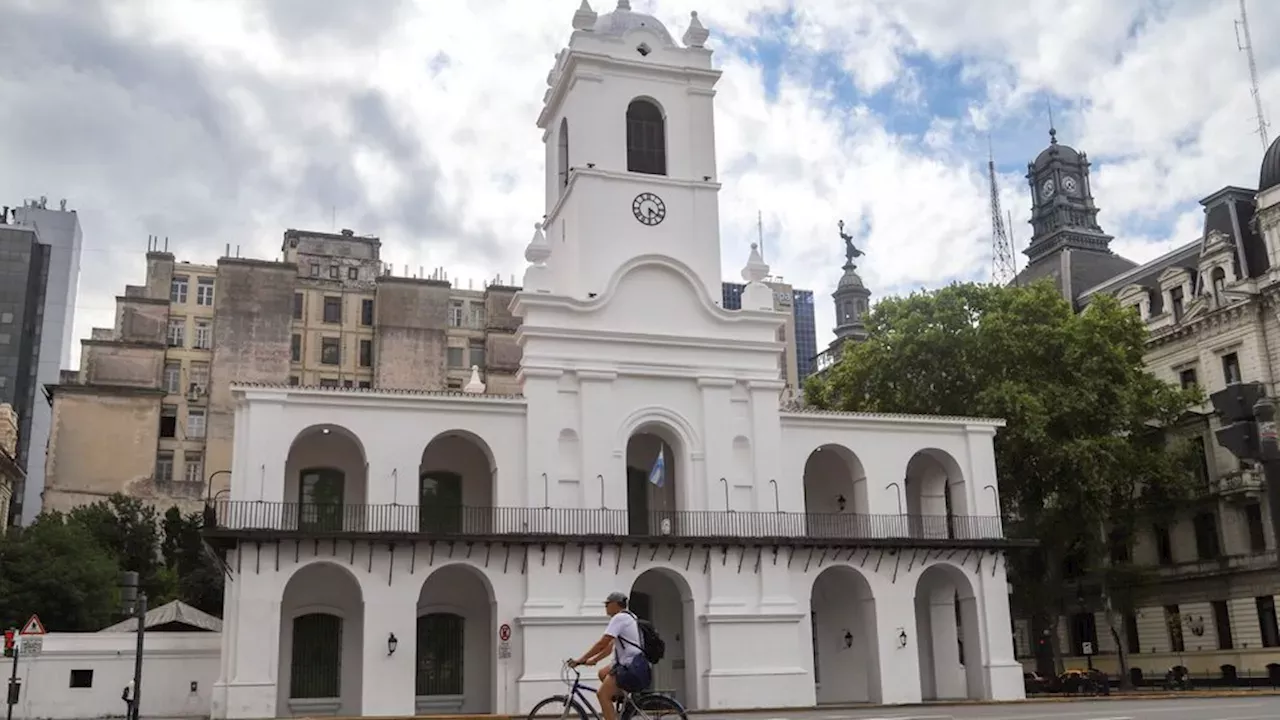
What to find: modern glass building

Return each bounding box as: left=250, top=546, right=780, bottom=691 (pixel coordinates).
left=720, top=281, right=818, bottom=382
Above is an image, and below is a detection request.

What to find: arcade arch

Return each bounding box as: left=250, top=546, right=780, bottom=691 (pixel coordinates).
left=809, top=565, right=881, bottom=704
left=629, top=568, right=698, bottom=709
left=802, top=445, right=869, bottom=538
left=419, top=431, right=496, bottom=534
left=416, top=564, right=496, bottom=714
left=914, top=563, right=983, bottom=701
left=904, top=449, right=968, bottom=540
left=624, top=422, right=682, bottom=536
left=277, top=562, right=364, bottom=717
left=284, top=424, right=367, bottom=532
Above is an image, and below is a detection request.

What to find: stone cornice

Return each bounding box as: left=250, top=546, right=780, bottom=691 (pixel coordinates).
left=1145, top=299, right=1255, bottom=349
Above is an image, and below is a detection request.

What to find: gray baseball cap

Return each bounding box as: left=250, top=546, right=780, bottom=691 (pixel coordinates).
left=605, top=591, right=628, bottom=606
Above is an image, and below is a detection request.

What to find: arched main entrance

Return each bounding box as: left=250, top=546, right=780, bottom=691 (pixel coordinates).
left=624, top=424, right=681, bottom=536
left=277, top=562, right=364, bottom=717
left=416, top=564, right=495, bottom=714
left=285, top=424, right=367, bottom=532
left=904, top=449, right=968, bottom=539
left=419, top=431, right=496, bottom=534
left=802, top=444, right=869, bottom=538
left=629, top=568, right=697, bottom=709
left=810, top=566, right=881, bottom=703
left=915, top=563, right=984, bottom=700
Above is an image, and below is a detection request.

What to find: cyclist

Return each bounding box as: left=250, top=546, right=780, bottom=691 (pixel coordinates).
left=568, top=591, right=650, bottom=720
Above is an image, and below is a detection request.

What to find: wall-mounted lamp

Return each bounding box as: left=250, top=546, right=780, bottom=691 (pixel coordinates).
left=321, top=427, right=331, bottom=435
left=387, top=632, right=398, bottom=656
left=843, top=631, right=853, bottom=648
left=836, top=494, right=847, bottom=512
left=897, top=629, right=908, bottom=648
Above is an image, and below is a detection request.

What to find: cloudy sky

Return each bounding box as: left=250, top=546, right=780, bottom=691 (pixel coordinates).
left=2, top=0, right=1278, bottom=363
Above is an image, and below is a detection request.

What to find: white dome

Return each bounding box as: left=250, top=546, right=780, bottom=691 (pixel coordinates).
left=592, top=2, right=675, bottom=45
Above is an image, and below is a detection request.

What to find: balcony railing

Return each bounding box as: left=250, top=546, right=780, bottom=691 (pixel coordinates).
left=1153, top=550, right=1279, bottom=579
left=204, top=501, right=1009, bottom=542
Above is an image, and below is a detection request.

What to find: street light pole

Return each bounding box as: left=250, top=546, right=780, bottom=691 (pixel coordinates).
left=119, top=572, right=147, bottom=720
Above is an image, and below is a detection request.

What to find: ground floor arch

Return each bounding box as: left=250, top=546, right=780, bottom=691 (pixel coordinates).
left=417, top=563, right=496, bottom=714
left=810, top=565, right=881, bottom=703
left=915, top=563, right=983, bottom=700
left=277, top=562, right=364, bottom=717
left=629, top=568, right=698, bottom=708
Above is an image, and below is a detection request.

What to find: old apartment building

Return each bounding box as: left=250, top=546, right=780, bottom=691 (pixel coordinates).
left=43, top=228, right=816, bottom=515
left=1010, top=132, right=1280, bottom=679
left=0, top=403, right=19, bottom=533
left=42, top=229, right=523, bottom=514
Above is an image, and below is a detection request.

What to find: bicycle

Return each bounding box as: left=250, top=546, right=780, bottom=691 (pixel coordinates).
left=526, top=661, right=687, bottom=720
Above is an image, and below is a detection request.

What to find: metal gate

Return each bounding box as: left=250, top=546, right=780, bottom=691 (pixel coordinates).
left=290, top=613, right=342, bottom=698
left=417, top=613, right=464, bottom=696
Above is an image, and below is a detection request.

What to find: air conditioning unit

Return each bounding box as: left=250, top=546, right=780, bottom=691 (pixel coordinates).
left=187, top=384, right=206, bottom=401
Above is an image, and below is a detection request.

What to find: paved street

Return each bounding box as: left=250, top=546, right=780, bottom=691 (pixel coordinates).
left=694, top=696, right=1280, bottom=720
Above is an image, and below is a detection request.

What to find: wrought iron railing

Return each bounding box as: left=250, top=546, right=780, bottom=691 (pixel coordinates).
left=205, top=501, right=1007, bottom=541
left=1153, top=550, right=1279, bottom=578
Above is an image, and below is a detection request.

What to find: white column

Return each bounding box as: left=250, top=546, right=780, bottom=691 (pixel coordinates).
left=875, top=591, right=922, bottom=705
left=225, top=569, right=281, bottom=719
left=362, top=567, right=418, bottom=717
left=210, top=564, right=239, bottom=718
left=978, top=557, right=1025, bottom=700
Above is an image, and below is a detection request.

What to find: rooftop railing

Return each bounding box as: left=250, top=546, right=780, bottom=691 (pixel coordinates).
left=204, top=501, right=1008, bottom=542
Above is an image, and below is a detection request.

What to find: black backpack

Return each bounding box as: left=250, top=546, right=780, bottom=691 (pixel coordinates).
left=623, top=612, right=666, bottom=664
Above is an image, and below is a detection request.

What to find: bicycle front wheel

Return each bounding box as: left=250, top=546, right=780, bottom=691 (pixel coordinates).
left=527, top=694, right=589, bottom=720
left=623, top=693, right=687, bottom=720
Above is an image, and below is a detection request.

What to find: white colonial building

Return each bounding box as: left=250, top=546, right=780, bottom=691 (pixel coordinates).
left=207, top=3, right=1026, bottom=717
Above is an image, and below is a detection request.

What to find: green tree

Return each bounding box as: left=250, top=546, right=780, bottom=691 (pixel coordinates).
left=805, top=280, right=1202, bottom=679
left=161, top=507, right=225, bottom=616
left=68, top=495, right=173, bottom=602
left=0, top=515, right=119, bottom=632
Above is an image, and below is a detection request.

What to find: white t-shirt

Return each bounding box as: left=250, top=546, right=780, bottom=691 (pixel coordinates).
left=606, top=611, right=643, bottom=666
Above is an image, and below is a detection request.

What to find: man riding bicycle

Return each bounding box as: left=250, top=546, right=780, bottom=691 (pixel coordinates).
left=568, top=591, right=651, bottom=720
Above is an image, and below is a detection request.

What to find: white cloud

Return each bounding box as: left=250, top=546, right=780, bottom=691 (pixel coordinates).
left=1, top=0, right=1277, bottom=367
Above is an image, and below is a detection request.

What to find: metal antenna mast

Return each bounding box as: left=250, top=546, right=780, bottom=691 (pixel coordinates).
left=1235, top=0, right=1270, bottom=149
left=988, top=136, right=1017, bottom=286
left=757, top=210, right=765, bottom=261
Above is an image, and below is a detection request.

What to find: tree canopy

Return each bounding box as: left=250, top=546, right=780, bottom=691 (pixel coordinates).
left=0, top=495, right=224, bottom=632
left=804, top=280, right=1203, bottom=670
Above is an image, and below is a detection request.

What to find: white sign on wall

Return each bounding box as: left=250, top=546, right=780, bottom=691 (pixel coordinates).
left=1081, top=641, right=1094, bottom=656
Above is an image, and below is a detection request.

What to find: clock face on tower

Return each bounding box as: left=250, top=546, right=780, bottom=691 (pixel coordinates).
left=1040, top=178, right=1056, bottom=200
left=632, top=192, right=666, bottom=226
left=1061, top=175, right=1078, bottom=194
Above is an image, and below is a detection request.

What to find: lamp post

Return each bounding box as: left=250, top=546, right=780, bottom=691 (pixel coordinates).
left=119, top=572, right=147, bottom=720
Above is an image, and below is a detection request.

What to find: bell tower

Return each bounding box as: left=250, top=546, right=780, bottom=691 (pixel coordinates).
left=528, top=2, right=724, bottom=302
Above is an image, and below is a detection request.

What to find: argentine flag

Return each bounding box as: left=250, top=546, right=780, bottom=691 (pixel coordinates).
left=648, top=447, right=666, bottom=488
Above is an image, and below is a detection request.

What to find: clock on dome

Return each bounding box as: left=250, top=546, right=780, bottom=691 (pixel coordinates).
left=1040, top=178, right=1056, bottom=200
left=1061, top=175, right=1078, bottom=194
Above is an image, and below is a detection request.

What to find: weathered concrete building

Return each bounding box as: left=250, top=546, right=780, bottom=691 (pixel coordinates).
left=0, top=403, right=20, bottom=533
left=42, top=230, right=524, bottom=514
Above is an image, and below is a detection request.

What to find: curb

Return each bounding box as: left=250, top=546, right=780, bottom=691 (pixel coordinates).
left=304, top=690, right=1280, bottom=720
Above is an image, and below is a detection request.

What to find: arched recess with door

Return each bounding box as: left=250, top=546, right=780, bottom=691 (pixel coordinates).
left=416, top=563, right=497, bottom=715
left=277, top=561, right=364, bottom=718
left=621, top=410, right=696, bottom=537
left=419, top=430, right=496, bottom=534
left=809, top=564, right=882, bottom=704
left=802, top=444, right=870, bottom=538
left=914, top=562, right=984, bottom=701
left=284, top=424, right=368, bottom=532
left=629, top=567, right=699, bottom=709
left=904, top=449, right=969, bottom=539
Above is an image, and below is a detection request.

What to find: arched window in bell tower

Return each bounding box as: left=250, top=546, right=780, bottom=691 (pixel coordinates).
left=557, top=119, right=570, bottom=188
left=626, top=98, right=667, bottom=176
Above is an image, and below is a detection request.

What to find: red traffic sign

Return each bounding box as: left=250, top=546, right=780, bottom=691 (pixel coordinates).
left=499, top=623, right=511, bottom=642
left=20, top=615, right=45, bottom=636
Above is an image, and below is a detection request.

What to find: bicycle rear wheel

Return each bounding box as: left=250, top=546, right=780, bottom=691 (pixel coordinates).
left=622, top=692, right=686, bottom=720
left=527, top=694, right=589, bottom=720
